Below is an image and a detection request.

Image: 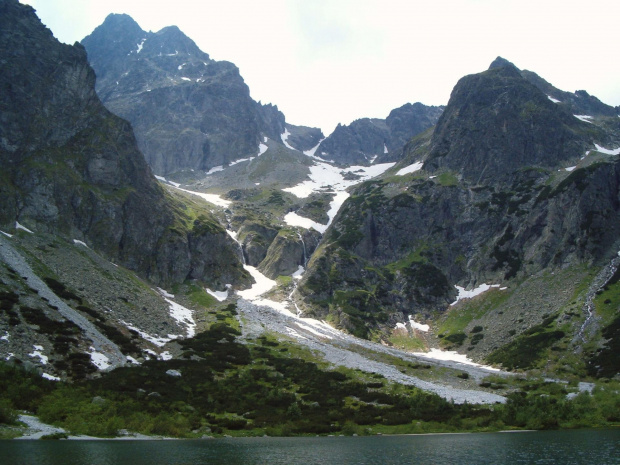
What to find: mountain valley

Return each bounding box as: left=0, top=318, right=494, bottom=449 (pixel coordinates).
left=1, top=0, right=620, bottom=439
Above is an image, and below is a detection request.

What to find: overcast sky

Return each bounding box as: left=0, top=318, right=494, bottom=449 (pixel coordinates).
left=21, top=0, right=620, bottom=135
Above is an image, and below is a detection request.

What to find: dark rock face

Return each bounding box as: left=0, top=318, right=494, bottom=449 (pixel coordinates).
left=316, top=103, right=444, bottom=165
left=426, top=63, right=599, bottom=183
left=284, top=123, right=324, bottom=152
left=0, top=0, right=248, bottom=288
left=81, top=14, right=291, bottom=176
left=298, top=58, right=620, bottom=340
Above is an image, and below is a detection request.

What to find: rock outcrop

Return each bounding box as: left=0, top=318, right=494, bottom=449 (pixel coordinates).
left=315, top=103, right=444, bottom=165
left=82, top=14, right=320, bottom=176
left=0, top=0, right=249, bottom=289
left=298, top=58, right=620, bottom=348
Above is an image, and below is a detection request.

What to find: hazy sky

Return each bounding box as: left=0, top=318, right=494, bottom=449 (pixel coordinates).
left=21, top=0, right=620, bottom=134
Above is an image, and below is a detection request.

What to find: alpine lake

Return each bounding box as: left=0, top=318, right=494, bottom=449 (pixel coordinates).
left=2, top=429, right=619, bottom=465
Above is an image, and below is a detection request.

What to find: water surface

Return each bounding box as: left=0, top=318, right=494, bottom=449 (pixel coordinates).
left=2, top=429, right=619, bottom=465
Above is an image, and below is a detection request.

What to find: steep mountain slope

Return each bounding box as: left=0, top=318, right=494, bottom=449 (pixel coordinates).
left=0, top=0, right=248, bottom=288
left=315, top=103, right=444, bottom=165
left=82, top=14, right=319, bottom=176
left=297, top=59, right=620, bottom=377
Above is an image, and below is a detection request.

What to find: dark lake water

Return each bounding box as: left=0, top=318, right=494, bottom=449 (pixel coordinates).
left=2, top=429, right=620, bottom=465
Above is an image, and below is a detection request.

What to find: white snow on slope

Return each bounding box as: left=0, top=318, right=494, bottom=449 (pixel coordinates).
left=594, top=143, right=620, bottom=156
left=120, top=320, right=180, bottom=348
left=303, top=139, right=325, bottom=158
left=281, top=128, right=295, bottom=150
left=237, top=265, right=277, bottom=300
left=89, top=347, right=112, bottom=370
left=207, top=286, right=230, bottom=302
left=396, top=161, right=424, bottom=176
left=173, top=187, right=231, bottom=208
left=73, top=239, right=88, bottom=247
left=136, top=38, right=146, bottom=53
left=547, top=95, right=561, bottom=103
left=15, top=222, right=33, bottom=233
left=283, top=161, right=394, bottom=232
left=154, top=175, right=180, bottom=187
left=28, top=345, right=48, bottom=365
left=574, top=114, right=593, bottom=123
left=450, top=283, right=502, bottom=306
left=163, top=297, right=196, bottom=338
left=413, top=348, right=500, bottom=371
left=1, top=231, right=13, bottom=238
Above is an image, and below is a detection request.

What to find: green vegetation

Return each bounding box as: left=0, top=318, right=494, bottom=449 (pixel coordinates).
left=487, top=314, right=565, bottom=370
left=436, top=172, right=458, bottom=187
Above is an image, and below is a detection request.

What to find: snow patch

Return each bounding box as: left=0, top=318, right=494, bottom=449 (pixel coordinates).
left=303, top=139, right=324, bottom=158
left=412, top=348, right=500, bottom=371
left=15, top=222, right=33, bottom=233
left=157, top=287, right=175, bottom=299
left=206, top=285, right=230, bottom=302
left=1, top=331, right=8, bottom=341
left=89, top=347, right=112, bottom=370
left=409, top=316, right=430, bottom=332
left=136, top=38, right=146, bottom=53
left=396, top=161, right=424, bottom=176
left=574, top=114, right=593, bottom=123
left=120, top=321, right=179, bottom=347
left=73, top=239, right=88, bottom=247
left=163, top=297, right=196, bottom=338
left=206, top=165, right=224, bottom=175
left=450, top=283, right=502, bottom=306
left=281, top=128, right=295, bottom=150
left=42, top=373, right=60, bottom=381
left=1, top=230, right=13, bottom=238
left=173, top=186, right=231, bottom=208
left=181, top=77, right=191, bottom=81
left=237, top=265, right=277, bottom=300
left=258, top=142, right=268, bottom=156
left=154, top=175, right=180, bottom=187
left=166, top=369, right=182, bottom=377
left=547, top=95, right=561, bottom=103
left=159, top=351, right=173, bottom=361
left=384, top=144, right=389, bottom=154
left=565, top=166, right=576, bottom=172
left=28, top=345, right=48, bottom=365
left=292, top=265, right=305, bottom=279
left=594, top=143, right=620, bottom=156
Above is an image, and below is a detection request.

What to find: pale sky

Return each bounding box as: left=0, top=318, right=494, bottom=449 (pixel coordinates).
left=20, top=0, right=620, bottom=135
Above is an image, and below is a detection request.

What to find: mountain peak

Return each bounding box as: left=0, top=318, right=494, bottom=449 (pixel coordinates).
left=488, top=56, right=517, bottom=70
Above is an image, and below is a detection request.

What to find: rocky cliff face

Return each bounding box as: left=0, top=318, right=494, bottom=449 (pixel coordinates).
left=81, top=14, right=304, bottom=176
left=315, top=103, right=444, bottom=165
left=0, top=0, right=249, bottom=289
left=298, top=57, right=620, bottom=371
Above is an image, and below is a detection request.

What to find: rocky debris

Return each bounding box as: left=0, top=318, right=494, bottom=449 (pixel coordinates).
left=0, top=234, right=126, bottom=369
left=237, top=299, right=506, bottom=404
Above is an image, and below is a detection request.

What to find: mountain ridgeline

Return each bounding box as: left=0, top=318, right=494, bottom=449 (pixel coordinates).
left=298, top=58, right=620, bottom=375
left=81, top=14, right=319, bottom=176
left=0, top=0, right=248, bottom=289
left=316, top=103, right=444, bottom=165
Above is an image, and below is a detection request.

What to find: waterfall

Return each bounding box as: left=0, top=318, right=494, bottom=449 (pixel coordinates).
left=296, top=230, right=307, bottom=268
left=226, top=229, right=246, bottom=265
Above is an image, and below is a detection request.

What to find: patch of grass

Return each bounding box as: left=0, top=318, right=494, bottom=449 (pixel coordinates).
left=436, top=172, right=458, bottom=187
left=388, top=334, right=426, bottom=351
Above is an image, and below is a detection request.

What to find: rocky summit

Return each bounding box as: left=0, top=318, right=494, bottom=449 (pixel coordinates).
left=298, top=58, right=620, bottom=376
left=315, top=102, right=444, bottom=165
left=82, top=14, right=321, bottom=176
